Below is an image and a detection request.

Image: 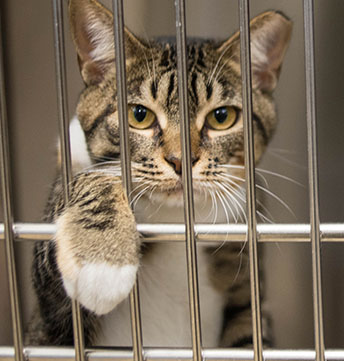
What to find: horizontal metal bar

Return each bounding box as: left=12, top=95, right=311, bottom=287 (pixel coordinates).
left=0, top=223, right=344, bottom=243
left=1, top=347, right=344, bottom=361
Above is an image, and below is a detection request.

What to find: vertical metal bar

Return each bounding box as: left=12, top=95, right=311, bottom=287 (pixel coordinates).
left=238, top=1, right=263, bottom=360
left=303, top=1, right=325, bottom=361
left=112, top=1, right=143, bottom=360
left=0, top=13, right=24, bottom=361
left=175, top=1, right=202, bottom=361
left=52, top=2, right=85, bottom=361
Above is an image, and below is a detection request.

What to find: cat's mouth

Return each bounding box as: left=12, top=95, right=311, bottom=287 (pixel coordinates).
left=132, top=179, right=208, bottom=208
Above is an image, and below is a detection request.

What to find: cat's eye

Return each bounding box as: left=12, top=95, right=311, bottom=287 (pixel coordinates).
left=128, top=105, right=156, bottom=129
left=205, top=106, right=238, bottom=130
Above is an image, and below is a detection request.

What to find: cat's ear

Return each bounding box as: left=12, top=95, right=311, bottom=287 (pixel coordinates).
left=69, top=0, right=146, bottom=84
left=218, top=11, right=292, bottom=92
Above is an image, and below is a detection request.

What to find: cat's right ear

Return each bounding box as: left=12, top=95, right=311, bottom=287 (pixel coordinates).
left=69, top=0, right=146, bottom=85
left=217, top=11, right=292, bottom=93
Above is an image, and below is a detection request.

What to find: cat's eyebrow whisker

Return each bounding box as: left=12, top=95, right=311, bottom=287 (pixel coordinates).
left=207, top=41, right=234, bottom=86
left=213, top=60, right=230, bottom=87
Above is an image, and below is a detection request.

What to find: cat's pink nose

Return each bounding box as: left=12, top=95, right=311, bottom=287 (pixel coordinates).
left=165, top=156, right=182, bottom=175
left=165, top=155, right=199, bottom=175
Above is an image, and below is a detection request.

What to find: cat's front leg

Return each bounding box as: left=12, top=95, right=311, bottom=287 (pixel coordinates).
left=55, top=172, right=140, bottom=315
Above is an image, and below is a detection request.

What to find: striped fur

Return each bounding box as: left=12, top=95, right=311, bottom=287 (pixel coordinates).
left=27, top=0, right=291, bottom=348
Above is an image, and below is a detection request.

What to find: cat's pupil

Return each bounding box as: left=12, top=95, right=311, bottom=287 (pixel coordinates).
left=214, top=107, right=228, bottom=123
left=133, top=105, right=147, bottom=123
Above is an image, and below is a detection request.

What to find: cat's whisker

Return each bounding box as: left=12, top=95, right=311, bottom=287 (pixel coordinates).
left=200, top=182, right=215, bottom=223
left=131, top=184, right=152, bottom=209
left=130, top=179, right=154, bottom=199
left=89, top=154, right=120, bottom=162
left=220, top=165, right=269, bottom=188
left=214, top=181, right=238, bottom=223
left=217, top=170, right=246, bottom=184
left=269, top=147, right=299, bottom=155
left=215, top=188, right=232, bottom=224
left=231, top=250, right=244, bottom=286
left=83, top=160, right=121, bottom=169
left=256, top=184, right=296, bottom=219
left=255, top=168, right=304, bottom=188
left=267, top=151, right=306, bottom=170
left=257, top=210, right=274, bottom=224
left=211, top=189, right=231, bottom=254
left=83, top=169, right=122, bottom=178
left=221, top=163, right=304, bottom=188
left=218, top=174, right=278, bottom=223
left=222, top=185, right=246, bottom=223
left=215, top=180, right=246, bottom=223
left=146, top=196, right=166, bottom=219
left=148, top=184, right=158, bottom=200
left=206, top=182, right=218, bottom=225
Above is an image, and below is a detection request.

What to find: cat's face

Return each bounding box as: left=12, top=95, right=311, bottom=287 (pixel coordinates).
left=70, top=0, right=291, bottom=206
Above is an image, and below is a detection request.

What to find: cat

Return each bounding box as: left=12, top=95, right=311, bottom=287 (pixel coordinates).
left=27, top=0, right=292, bottom=348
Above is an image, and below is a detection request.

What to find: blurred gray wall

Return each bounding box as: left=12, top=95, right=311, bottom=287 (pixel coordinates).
left=0, top=0, right=343, bottom=349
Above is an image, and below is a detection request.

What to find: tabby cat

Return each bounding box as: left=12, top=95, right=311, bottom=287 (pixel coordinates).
left=28, top=0, right=292, bottom=348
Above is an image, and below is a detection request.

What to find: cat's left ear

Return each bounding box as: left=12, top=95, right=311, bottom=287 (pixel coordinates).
left=69, top=0, right=147, bottom=84
left=218, top=11, right=292, bottom=92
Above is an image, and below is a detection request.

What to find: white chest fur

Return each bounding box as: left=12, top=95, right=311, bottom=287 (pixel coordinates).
left=96, top=243, right=224, bottom=347
left=96, top=199, right=226, bottom=347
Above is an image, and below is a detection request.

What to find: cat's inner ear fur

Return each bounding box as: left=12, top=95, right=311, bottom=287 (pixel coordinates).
left=69, top=0, right=146, bottom=85
left=218, top=11, right=292, bottom=92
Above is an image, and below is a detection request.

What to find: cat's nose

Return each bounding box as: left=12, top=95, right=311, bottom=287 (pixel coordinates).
left=165, top=155, right=199, bottom=175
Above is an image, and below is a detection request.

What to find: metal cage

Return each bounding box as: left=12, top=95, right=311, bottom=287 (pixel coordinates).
left=0, top=0, right=343, bottom=361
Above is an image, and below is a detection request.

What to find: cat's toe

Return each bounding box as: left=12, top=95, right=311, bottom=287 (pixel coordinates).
left=63, top=262, right=138, bottom=315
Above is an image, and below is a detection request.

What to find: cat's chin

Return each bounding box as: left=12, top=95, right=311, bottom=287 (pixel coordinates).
left=144, top=188, right=206, bottom=208
left=149, top=189, right=185, bottom=207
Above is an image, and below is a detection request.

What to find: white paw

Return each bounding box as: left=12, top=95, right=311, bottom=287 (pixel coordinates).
left=63, top=263, right=138, bottom=315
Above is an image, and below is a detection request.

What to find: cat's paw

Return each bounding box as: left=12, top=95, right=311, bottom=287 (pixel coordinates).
left=62, top=261, right=138, bottom=315
left=54, top=174, right=140, bottom=315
